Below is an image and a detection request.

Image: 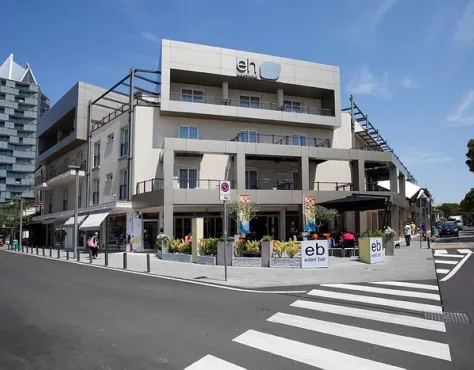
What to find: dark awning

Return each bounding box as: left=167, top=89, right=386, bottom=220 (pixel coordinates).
left=318, top=194, right=389, bottom=212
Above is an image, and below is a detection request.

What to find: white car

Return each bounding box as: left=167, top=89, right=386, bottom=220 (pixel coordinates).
left=456, top=220, right=463, bottom=230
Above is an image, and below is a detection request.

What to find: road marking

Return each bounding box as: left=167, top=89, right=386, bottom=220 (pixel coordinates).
left=435, top=249, right=447, bottom=253
left=320, top=283, right=440, bottom=301
left=369, top=281, right=439, bottom=291
left=185, top=355, right=246, bottom=369
left=434, top=260, right=459, bottom=265
left=291, top=300, right=446, bottom=332
left=0, top=250, right=307, bottom=294
left=307, top=289, right=442, bottom=313
left=457, top=249, right=472, bottom=254
left=440, top=252, right=472, bottom=282
left=433, top=254, right=464, bottom=258
left=233, top=330, right=406, bottom=370
left=268, top=312, right=451, bottom=361
left=436, top=269, right=450, bottom=274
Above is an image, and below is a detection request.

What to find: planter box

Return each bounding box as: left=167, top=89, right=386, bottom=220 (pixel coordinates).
left=217, top=241, right=234, bottom=266
left=197, top=255, right=216, bottom=266
left=156, top=250, right=163, bottom=259
left=270, top=257, right=301, bottom=268
left=232, top=257, right=262, bottom=267
left=261, top=241, right=273, bottom=267
left=162, top=252, right=192, bottom=263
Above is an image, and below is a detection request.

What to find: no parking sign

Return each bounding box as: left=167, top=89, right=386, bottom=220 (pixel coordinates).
left=219, top=181, right=231, bottom=201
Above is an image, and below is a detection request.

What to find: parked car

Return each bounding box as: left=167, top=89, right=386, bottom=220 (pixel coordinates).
left=438, top=221, right=459, bottom=237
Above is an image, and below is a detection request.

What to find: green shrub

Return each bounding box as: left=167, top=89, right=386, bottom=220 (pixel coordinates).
left=262, top=235, right=273, bottom=242
left=244, top=240, right=260, bottom=257
left=178, top=241, right=192, bottom=254
left=273, top=241, right=286, bottom=258
left=199, top=238, right=218, bottom=256
left=168, top=239, right=182, bottom=253
left=156, top=234, right=170, bottom=251
left=286, top=240, right=300, bottom=258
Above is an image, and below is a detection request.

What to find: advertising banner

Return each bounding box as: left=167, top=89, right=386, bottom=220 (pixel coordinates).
left=126, top=211, right=143, bottom=252
left=301, top=240, right=329, bottom=269
left=369, top=237, right=384, bottom=264
left=303, top=195, right=316, bottom=232
left=238, top=194, right=251, bottom=234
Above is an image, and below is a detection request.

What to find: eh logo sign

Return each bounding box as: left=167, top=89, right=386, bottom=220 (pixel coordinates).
left=301, top=240, right=329, bottom=269
left=236, top=58, right=280, bottom=81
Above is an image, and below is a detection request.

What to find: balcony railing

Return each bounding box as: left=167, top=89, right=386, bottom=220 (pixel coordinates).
left=366, top=183, right=388, bottom=192
left=313, top=182, right=353, bottom=191
left=35, top=160, right=86, bottom=186
left=174, top=179, right=236, bottom=190
left=231, top=133, right=330, bottom=148
left=247, top=179, right=298, bottom=190
left=136, top=178, right=164, bottom=194
left=170, top=93, right=334, bottom=117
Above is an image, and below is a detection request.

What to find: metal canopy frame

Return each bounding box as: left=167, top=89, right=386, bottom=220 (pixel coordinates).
left=343, top=95, right=416, bottom=183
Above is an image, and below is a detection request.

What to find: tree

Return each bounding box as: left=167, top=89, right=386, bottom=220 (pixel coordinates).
left=227, top=199, right=259, bottom=234
left=437, top=203, right=460, bottom=219
left=0, top=201, right=31, bottom=232
left=466, top=139, right=474, bottom=173
left=460, top=188, right=474, bottom=213
left=311, top=205, right=338, bottom=232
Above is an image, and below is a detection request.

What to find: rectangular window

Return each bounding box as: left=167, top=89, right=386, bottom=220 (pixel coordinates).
left=106, top=173, right=113, bottom=181
left=178, top=126, right=198, bottom=139
left=93, top=141, right=101, bottom=167
left=78, top=184, right=82, bottom=208
left=283, top=100, right=302, bottom=113
left=93, top=179, right=99, bottom=205
left=245, top=170, right=258, bottom=189
left=179, top=168, right=198, bottom=189
left=119, top=169, right=128, bottom=200
left=181, top=89, right=204, bottom=103
left=239, top=130, right=258, bottom=143
left=63, top=188, right=68, bottom=211
left=292, top=134, right=307, bottom=146
left=120, top=127, right=129, bottom=156
left=240, top=95, right=260, bottom=109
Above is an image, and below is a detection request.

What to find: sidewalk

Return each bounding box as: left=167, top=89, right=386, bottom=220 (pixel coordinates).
left=3, top=242, right=436, bottom=289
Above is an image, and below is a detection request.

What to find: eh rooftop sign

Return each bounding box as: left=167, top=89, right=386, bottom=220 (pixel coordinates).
left=236, top=58, right=280, bottom=81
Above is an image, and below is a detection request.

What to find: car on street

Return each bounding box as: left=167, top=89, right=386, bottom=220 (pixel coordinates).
left=438, top=221, right=459, bottom=237
left=456, top=220, right=464, bottom=230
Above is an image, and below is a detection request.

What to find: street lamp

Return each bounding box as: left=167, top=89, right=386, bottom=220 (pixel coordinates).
left=69, top=163, right=80, bottom=261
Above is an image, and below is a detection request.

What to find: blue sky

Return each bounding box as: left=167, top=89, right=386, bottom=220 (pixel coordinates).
left=1, top=0, right=473, bottom=203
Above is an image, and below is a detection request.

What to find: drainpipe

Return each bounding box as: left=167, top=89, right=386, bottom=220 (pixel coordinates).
left=127, top=67, right=135, bottom=202
left=86, top=100, right=92, bottom=206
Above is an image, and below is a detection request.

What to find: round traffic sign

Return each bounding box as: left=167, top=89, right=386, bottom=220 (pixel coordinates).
left=221, top=182, right=229, bottom=192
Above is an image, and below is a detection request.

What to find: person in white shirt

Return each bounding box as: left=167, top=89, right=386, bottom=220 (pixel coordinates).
left=404, top=222, right=412, bottom=246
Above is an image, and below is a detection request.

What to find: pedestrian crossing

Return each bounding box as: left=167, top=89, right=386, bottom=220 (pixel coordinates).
left=185, top=280, right=451, bottom=369
left=434, top=248, right=473, bottom=281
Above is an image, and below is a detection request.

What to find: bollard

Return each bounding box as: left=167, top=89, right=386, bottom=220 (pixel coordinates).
left=146, top=254, right=151, bottom=273
left=66, top=249, right=69, bottom=260
left=36, top=246, right=39, bottom=255
left=123, top=252, right=127, bottom=269
left=89, top=248, right=92, bottom=263
left=49, top=246, right=52, bottom=257
left=21, top=245, right=24, bottom=253
left=31, top=246, right=34, bottom=254
left=105, top=249, right=108, bottom=266
left=57, top=247, right=60, bottom=259
left=77, top=249, right=80, bottom=262
left=42, top=246, right=45, bottom=256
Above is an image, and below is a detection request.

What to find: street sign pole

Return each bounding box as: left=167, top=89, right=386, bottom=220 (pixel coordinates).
left=223, top=200, right=228, bottom=282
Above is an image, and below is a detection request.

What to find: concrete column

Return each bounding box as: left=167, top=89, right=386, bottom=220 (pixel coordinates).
left=389, top=164, right=398, bottom=193
left=277, top=89, right=284, bottom=107
left=279, top=207, right=286, bottom=241
left=299, top=155, right=309, bottom=191
left=163, top=149, right=175, bottom=238
left=390, top=204, right=400, bottom=236
left=163, top=204, right=174, bottom=239
left=398, top=173, right=406, bottom=198
left=45, top=223, right=49, bottom=247
left=222, top=81, right=229, bottom=102
left=351, top=160, right=365, bottom=191
left=235, top=152, right=246, bottom=190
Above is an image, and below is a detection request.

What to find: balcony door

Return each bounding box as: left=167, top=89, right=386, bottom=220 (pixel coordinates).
left=245, top=170, right=258, bottom=189
left=179, top=169, right=198, bottom=189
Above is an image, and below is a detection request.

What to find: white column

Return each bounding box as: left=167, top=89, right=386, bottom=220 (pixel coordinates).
left=163, top=149, right=174, bottom=238
left=235, top=152, right=246, bottom=190
left=277, top=89, right=284, bottom=107
left=222, top=81, right=229, bottom=102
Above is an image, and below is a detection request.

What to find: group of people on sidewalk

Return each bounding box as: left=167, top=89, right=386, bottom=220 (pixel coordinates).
left=403, top=221, right=426, bottom=247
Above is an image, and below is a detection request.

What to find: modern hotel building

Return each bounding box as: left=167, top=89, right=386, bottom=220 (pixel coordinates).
left=32, top=40, right=428, bottom=251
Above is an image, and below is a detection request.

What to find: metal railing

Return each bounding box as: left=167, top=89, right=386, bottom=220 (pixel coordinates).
left=231, top=133, right=330, bottom=148
left=313, top=182, right=353, bottom=191
left=174, top=179, right=235, bottom=190
left=170, top=93, right=334, bottom=116
left=246, top=179, right=298, bottom=190
left=35, top=160, right=86, bottom=185
left=136, top=178, right=164, bottom=194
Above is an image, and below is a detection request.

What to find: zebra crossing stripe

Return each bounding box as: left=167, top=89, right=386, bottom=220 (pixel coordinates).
left=185, top=355, right=246, bottom=369
left=436, top=269, right=450, bottom=274
left=457, top=249, right=472, bottom=254
left=268, top=312, right=451, bottom=361
left=320, top=283, right=440, bottom=301
left=233, top=330, right=406, bottom=370
left=369, top=281, right=438, bottom=291
left=307, top=289, right=442, bottom=313
left=433, top=254, right=464, bottom=258
left=435, top=249, right=447, bottom=254
left=290, top=300, right=446, bottom=332
left=434, top=260, right=459, bottom=265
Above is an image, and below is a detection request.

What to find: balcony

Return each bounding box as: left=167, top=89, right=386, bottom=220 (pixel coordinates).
left=136, top=178, right=164, bottom=194
left=34, top=160, right=86, bottom=189
left=312, top=182, right=353, bottom=191
left=231, top=133, right=330, bottom=148
left=366, top=182, right=389, bottom=192
left=174, top=179, right=235, bottom=190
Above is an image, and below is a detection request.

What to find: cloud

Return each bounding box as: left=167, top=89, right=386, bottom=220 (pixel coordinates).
left=346, top=66, right=391, bottom=99
left=140, top=32, right=160, bottom=44
left=369, top=0, right=400, bottom=33
left=405, top=151, right=453, bottom=165
left=446, top=90, right=474, bottom=126
left=400, top=74, right=421, bottom=90
left=454, top=0, right=474, bottom=42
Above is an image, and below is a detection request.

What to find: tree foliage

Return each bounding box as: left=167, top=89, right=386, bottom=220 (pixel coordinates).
left=460, top=188, right=474, bottom=213
left=466, top=139, right=474, bottom=173
left=437, top=203, right=460, bottom=219
left=0, top=201, right=31, bottom=229
left=227, top=200, right=259, bottom=223
left=312, top=205, right=338, bottom=230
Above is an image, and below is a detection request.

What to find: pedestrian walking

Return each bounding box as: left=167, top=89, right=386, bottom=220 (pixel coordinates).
left=88, top=232, right=99, bottom=259
left=404, top=222, right=412, bottom=246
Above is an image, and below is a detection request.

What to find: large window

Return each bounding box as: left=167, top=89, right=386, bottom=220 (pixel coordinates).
left=240, top=95, right=260, bottom=109
left=120, top=127, right=129, bottom=157
left=179, top=126, right=198, bottom=139
left=245, top=170, right=258, bottom=189
left=292, top=134, right=307, bottom=146
left=93, top=141, right=101, bottom=167
left=239, top=130, right=258, bottom=143
left=283, top=100, right=302, bottom=113
left=119, top=169, right=128, bottom=200
left=181, top=89, right=204, bottom=103
left=62, top=188, right=68, bottom=211
left=93, top=179, right=99, bottom=205
left=179, top=169, right=198, bottom=189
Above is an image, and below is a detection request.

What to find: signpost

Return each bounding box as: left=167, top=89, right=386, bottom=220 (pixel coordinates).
left=301, top=240, right=329, bottom=269
left=219, top=181, right=231, bottom=281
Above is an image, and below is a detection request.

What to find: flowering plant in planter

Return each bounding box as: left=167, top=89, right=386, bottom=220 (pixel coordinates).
left=155, top=234, right=170, bottom=251
left=286, top=240, right=300, bottom=258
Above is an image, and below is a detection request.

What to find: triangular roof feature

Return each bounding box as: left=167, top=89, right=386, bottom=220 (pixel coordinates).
left=0, top=54, right=38, bottom=84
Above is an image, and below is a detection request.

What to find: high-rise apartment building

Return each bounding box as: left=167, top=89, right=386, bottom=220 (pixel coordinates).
left=0, top=54, right=49, bottom=203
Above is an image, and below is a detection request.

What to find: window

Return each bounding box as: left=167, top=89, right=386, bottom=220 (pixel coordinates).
left=93, top=141, right=100, bottom=167
left=106, top=173, right=113, bottom=181
left=78, top=184, right=82, bottom=208
left=120, top=127, right=129, bottom=156
left=63, top=188, right=68, bottom=211
left=240, top=95, right=260, bottom=109
left=119, top=169, right=128, bottom=200
left=93, top=179, right=99, bottom=205
left=179, top=168, right=198, bottom=189
left=181, top=89, right=204, bottom=103
left=15, top=178, right=21, bottom=184
left=19, top=137, right=23, bottom=144
left=283, top=100, right=302, bottom=113
left=292, top=134, right=307, bottom=146
left=179, top=126, right=198, bottom=139
left=245, top=170, right=258, bottom=189
left=48, top=192, right=52, bottom=213
left=239, top=130, right=258, bottom=143
left=107, top=133, right=114, bottom=142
